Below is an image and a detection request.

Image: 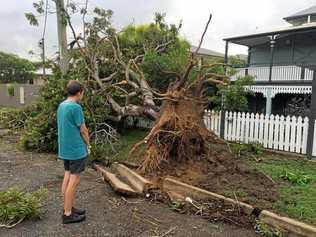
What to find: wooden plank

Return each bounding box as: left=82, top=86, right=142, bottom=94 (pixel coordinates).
left=203, top=110, right=208, bottom=130
left=312, top=121, right=316, bottom=157
left=249, top=113, right=255, bottom=143
left=279, top=115, right=285, bottom=151
left=241, top=113, right=245, bottom=141
left=217, top=111, right=221, bottom=136
left=296, top=116, right=303, bottom=153
left=235, top=112, right=241, bottom=142
left=232, top=112, right=237, bottom=141
left=268, top=114, right=274, bottom=149
left=302, top=117, right=309, bottom=154
left=236, top=112, right=241, bottom=142
left=245, top=112, right=250, bottom=143
left=214, top=111, right=218, bottom=135
left=290, top=116, right=297, bottom=153
left=211, top=110, right=215, bottom=131
left=263, top=114, right=270, bottom=148
left=259, top=210, right=316, bottom=237
left=254, top=113, right=260, bottom=142
left=284, top=116, right=291, bottom=151
left=273, top=115, right=280, bottom=150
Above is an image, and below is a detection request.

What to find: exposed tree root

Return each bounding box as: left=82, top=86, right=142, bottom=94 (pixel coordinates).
left=131, top=90, right=224, bottom=172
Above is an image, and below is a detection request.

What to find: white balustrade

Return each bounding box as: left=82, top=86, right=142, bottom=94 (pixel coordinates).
left=231, top=65, right=313, bottom=81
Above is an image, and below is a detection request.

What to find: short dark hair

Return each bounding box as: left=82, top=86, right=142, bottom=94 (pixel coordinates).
left=66, top=80, right=84, bottom=96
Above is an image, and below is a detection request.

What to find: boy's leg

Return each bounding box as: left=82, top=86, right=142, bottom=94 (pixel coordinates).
left=61, top=171, right=71, bottom=196
left=62, top=160, right=71, bottom=196
left=64, top=174, right=81, bottom=216
left=63, top=158, right=86, bottom=216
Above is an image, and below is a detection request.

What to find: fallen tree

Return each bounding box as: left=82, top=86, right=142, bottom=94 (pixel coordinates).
left=24, top=2, right=233, bottom=167
left=61, top=7, right=229, bottom=171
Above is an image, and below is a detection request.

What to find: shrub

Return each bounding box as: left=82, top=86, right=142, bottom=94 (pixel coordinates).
left=0, top=187, right=47, bottom=228
left=210, top=75, right=254, bottom=112
left=279, top=169, right=312, bottom=185
left=231, top=142, right=263, bottom=160
left=254, top=219, right=284, bottom=237
left=7, top=84, right=14, bottom=96
left=0, top=105, right=38, bottom=130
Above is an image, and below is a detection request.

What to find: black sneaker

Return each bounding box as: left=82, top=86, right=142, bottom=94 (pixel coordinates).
left=62, top=212, right=86, bottom=224
left=72, top=207, right=86, bottom=215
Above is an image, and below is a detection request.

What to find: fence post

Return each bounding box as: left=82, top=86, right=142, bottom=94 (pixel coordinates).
left=219, top=94, right=225, bottom=139
left=306, top=68, right=316, bottom=159
left=220, top=110, right=225, bottom=139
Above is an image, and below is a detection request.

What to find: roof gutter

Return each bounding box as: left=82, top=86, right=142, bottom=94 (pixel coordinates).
left=223, top=25, right=316, bottom=42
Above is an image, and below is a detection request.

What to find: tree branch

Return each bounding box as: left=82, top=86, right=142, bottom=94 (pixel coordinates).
left=100, top=72, right=117, bottom=82
left=193, top=13, right=212, bottom=57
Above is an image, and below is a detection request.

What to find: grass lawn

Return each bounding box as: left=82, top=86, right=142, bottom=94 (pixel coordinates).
left=250, top=155, right=316, bottom=225
left=91, top=129, right=147, bottom=164
left=92, top=129, right=316, bottom=225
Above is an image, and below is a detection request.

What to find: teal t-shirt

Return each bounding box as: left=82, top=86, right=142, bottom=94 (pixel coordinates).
left=57, top=100, right=87, bottom=160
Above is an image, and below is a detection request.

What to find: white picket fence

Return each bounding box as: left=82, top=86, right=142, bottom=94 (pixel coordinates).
left=125, top=110, right=315, bottom=156
left=204, top=110, right=315, bottom=155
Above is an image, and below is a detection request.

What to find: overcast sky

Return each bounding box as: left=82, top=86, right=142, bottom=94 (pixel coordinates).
left=0, top=0, right=315, bottom=60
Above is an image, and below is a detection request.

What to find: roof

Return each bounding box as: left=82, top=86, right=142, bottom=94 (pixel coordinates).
left=190, top=46, right=224, bottom=58
left=224, top=22, right=316, bottom=46
left=284, top=5, right=316, bottom=20
left=34, top=68, right=53, bottom=75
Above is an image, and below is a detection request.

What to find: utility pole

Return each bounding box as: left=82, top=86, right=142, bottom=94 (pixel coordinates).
left=55, top=0, right=69, bottom=75
left=219, top=40, right=229, bottom=139
left=39, top=38, right=46, bottom=77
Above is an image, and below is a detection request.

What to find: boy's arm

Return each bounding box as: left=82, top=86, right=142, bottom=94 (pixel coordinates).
left=73, top=105, right=91, bottom=154
left=80, top=123, right=90, bottom=147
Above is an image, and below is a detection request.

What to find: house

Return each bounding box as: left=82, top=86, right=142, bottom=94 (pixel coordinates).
left=224, top=5, right=316, bottom=116
left=31, top=67, right=53, bottom=85
left=190, top=46, right=224, bottom=59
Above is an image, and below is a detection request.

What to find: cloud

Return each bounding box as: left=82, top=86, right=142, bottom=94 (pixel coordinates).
left=0, top=0, right=315, bottom=59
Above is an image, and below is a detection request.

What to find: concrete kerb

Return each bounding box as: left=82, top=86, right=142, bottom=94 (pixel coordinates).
left=162, top=177, right=316, bottom=237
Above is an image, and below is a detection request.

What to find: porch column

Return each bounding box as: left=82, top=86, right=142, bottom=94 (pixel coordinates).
left=220, top=41, right=229, bottom=138
left=247, top=47, right=251, bottom=67
left=224, top=41, right=229, bottom=74
left=265, top=88, right=273, bottom=115
left=268, top=35, right=277, bottom=82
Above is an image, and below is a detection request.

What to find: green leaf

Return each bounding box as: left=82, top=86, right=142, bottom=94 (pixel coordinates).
left=25, top=13, right=39, bottom=26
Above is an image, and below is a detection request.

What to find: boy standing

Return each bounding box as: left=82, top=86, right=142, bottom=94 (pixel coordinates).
left=57, top=80, right=91, bottom=224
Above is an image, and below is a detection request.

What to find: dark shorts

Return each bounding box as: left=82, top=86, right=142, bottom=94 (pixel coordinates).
left=63, top=158, right=87, bottom=174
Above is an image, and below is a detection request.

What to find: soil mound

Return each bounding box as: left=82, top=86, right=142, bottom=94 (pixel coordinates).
left=144, top=143, right=278, bottom=210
